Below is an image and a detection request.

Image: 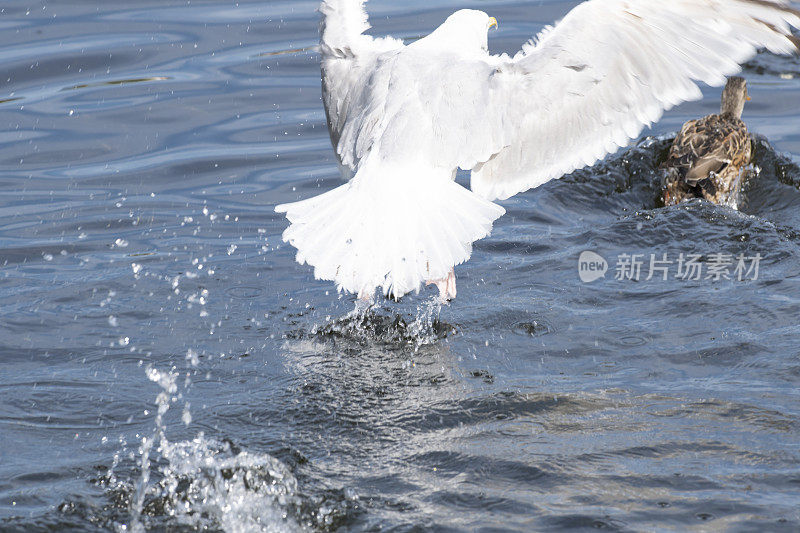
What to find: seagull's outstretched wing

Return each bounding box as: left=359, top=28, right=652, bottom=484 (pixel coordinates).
left=319, top=0, right=403, bottom=170
left=471, top=0, right=800, bottom=201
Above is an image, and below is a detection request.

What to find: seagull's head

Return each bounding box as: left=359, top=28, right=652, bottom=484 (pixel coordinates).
left=428, top=9, right=498, bottom=53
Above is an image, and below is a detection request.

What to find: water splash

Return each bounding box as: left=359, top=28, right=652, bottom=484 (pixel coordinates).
left=136, top=436, right=298, bottom=532
left=407, top=297, right=448, bottom=346
left=127, top=366, right=178, bottom=532
left=118, top=366, right=300, bottom=532
left=305, top=297, right=456, bottom=351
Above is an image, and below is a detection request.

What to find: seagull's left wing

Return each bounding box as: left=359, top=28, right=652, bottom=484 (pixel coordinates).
left=320, top=1, right=404, bottom=173
left=471, top=0, right=800, bottom=201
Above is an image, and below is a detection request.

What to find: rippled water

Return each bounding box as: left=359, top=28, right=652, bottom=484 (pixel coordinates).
left=2, top=1, right=800, bottom=531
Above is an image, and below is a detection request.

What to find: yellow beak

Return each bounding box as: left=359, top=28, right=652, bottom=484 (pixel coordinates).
left=488, top=17, right=498, bottom=30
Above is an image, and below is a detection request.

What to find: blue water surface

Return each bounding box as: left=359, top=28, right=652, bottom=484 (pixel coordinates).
left=1, top=1, right=799, bottom=531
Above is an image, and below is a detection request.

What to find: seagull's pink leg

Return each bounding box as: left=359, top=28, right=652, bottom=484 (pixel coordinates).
left=445, top=269, right=456, bottom=300
left=357, top=287, right=375, bottom=305
left=426, top=269, right=457, bottom=301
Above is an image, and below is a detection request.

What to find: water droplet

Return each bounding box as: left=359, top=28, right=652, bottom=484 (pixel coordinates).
left=186, top=349, right=199, bottom=366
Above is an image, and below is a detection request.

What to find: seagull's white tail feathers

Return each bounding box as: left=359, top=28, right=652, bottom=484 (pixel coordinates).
left=276, top=166, right=505, bottom=299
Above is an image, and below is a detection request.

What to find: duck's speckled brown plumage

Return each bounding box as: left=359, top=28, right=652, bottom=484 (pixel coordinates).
left=661, top=78, right=754, bottom=208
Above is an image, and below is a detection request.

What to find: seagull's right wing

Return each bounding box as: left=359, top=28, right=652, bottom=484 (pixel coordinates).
left=319, top=1, right=403, bottom=172
left=470, top=0, right=800, bottom=201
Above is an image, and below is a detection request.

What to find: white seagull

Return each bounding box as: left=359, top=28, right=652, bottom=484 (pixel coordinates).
left=276, top=0, right=800, bottom=301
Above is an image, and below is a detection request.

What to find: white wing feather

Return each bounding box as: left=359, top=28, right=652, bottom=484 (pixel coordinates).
left=319, top=0, right=403, bottom=174
left=471, top=0, right=800, bottom=201
left=279, top=0, right=799, bottom=299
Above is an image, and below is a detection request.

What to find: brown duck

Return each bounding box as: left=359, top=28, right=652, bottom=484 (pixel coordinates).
left=662, top=77, right=753, bottom=208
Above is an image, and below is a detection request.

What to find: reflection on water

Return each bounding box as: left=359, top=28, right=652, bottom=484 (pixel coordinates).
left=257, top=47, right=318, bottom=58
left=1, top=0, right=800, bottom=531
left=64, top=77, right=172, bottom=92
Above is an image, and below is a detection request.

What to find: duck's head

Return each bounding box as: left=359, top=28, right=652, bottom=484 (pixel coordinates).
left=721, top=77, right=750, bottom=119
left=427, top=9, right=498, bottom=53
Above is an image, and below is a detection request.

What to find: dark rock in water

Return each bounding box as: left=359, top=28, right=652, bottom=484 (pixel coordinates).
left=305, top=309, right=459, bottom=349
